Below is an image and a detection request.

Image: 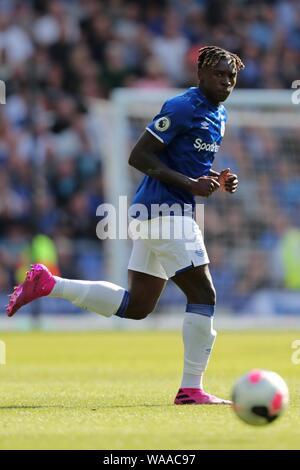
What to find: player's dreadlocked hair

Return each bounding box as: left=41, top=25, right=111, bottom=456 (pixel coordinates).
left=198, top=46, right=245, bottom=71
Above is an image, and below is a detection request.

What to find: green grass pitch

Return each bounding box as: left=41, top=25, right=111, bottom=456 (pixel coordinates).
left=0, top=330, right=299, bottom=450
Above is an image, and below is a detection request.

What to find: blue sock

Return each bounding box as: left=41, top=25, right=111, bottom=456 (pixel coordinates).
left=186, top=303, right=215, bottom=317
left=115, top=291, right=130, bottom=318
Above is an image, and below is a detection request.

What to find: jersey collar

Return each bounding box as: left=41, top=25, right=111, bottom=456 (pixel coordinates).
left=194, top=86, right=221, bottom=110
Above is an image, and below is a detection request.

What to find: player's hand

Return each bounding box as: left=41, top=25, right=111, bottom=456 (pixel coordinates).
left=189, top=176, right=220, bottom=197
left=218, top=168, right=238, bottom=193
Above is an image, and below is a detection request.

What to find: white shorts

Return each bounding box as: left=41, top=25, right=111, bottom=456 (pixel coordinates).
left=128, top=216, right=209, bottom=280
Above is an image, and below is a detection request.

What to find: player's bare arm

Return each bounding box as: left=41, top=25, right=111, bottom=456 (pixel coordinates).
left=129, top=131, right=220, bottom=197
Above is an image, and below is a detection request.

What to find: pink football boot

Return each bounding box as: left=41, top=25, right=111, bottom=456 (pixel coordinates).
left=174, top=388, right=232, bottom=405
left=6, top=264, right=56, bottom=317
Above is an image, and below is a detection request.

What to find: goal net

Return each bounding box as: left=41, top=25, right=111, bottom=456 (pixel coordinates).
left=93, top=89, right=300, bottom=320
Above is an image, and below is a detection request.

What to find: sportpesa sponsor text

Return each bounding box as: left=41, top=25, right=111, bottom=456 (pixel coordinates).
left=193, top=138, right=220, bottom=153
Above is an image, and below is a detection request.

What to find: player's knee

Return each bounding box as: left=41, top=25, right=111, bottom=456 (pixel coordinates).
left=126, top=309, right=151, bottom=320
left=206, top=283, right=216, bottom=305
left=129, top=309, right=150, bottom=320
left=188, top=280, right=216, bottom=305
left=199, top=273, right=216, bottom=303
left=125, top=300, right=154, bottom=320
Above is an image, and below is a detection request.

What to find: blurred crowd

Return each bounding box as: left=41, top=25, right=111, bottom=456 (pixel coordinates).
left=204, top=126, right=300, bottom=309
left=0, top=0, right=300, bottom=311
left=1, top=0, right=300, bottom=95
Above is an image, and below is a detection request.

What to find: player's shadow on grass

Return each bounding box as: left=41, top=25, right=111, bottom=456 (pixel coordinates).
left=0, top=405, right=68, bottom=410
left=0, top=404, right=173, bottom=410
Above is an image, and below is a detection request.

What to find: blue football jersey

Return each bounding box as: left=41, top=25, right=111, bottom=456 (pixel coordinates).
left=130, top=87, right=227, bottom=219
